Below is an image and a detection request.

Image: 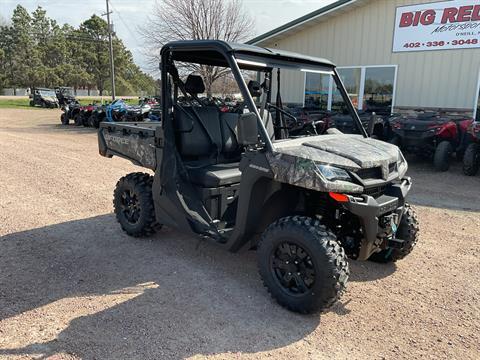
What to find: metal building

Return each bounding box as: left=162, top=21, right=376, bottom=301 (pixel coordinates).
left=248, top=0, right=480, bottom=120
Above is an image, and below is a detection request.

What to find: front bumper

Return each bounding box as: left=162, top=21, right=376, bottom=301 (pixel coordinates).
left=343, top=177, right=412, bottom=260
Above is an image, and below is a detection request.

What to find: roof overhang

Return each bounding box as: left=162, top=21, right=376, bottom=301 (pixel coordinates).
left=161, top=40, right=336, bottom=69
left=247, top=0, right=370, bottom=46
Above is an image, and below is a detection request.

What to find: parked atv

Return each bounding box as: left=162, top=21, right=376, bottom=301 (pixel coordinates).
left=389, top=111, right=473, bottom=172
left=60, top=102, right=81, bottom=125
left=98, top=40, right=419, bottom=314
left=330, top=110, right=389, bottom=140
left=463, top=121, right=480, bottom=176
left=29, top=88, right=59, bottom=108
left=60, top=103, right=97, bottom=127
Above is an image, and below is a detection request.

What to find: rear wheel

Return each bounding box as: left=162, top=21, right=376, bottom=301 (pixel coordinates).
left=113, top=172, right=160, bottom=237
left=257, top=216, right=349, bottom=314
left=369, top=204, right=419, bottom=263
left=463, top=143, right=480, bottom=176
left=29, top=100, right=34, bottom=107
left=433, top=141, right=453, bottom=172
left=73, top=114, right=83, bottom=126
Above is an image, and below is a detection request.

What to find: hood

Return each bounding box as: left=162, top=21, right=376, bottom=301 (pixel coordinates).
left=274, top=134, right=400, bottom=170
left=266, top=134, right=405, bottom=193
left=43, top=96, right=58, bottom=103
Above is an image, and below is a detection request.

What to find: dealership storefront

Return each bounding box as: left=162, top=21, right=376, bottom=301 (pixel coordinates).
left=248, top=0, right=480, bottom=120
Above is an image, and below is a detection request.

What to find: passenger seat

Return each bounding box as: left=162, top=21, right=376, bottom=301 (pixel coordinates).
left=174, top=74, right=242, bottom=187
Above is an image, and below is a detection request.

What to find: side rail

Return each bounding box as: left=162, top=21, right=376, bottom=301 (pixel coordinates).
left=98, top=122, right=158, bottom=170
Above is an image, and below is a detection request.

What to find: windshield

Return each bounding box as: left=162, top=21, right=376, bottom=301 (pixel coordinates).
left=234, top=57, right=367, bottom=142
left=61, top=88, right=74, bottom=96
left=39, top=90, right=56, bottom=97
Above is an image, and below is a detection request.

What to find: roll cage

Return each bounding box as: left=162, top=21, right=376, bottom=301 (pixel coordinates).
left=159, top=40, right=367, bottom=152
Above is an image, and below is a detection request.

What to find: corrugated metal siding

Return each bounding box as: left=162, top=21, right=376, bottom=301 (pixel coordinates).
left=259, top=0, right=480, bottom=112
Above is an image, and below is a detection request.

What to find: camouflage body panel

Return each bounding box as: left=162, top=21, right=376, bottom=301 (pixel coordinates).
left=267, top=134, right=405, bottom=193
left=103, top=132, right=156, bottom=170
left=266, top=151, right=364, bottom=193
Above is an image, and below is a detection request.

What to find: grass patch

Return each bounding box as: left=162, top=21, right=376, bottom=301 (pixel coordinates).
left=0, top=96, right=140, bottom=109
left=0, top=98, right=38, bottom=109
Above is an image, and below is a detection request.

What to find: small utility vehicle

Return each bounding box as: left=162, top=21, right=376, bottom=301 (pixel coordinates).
left=29, top=88, right=59, bottom=108
left=389, top=111, right=473, bottom=172
left=98, top=41, right=419, bottom=313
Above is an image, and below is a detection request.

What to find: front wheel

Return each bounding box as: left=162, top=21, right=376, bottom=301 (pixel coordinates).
left=60, top=113, right=69, bottom=125
left=113, top=172, right=160, bottom=237
left=433, top=141, right=453, bottom=172
left=463, top=143, right=480, bottom=176
left=257, top=216, right=349, bottom=314
left=369, top=204, right=419, bottom=263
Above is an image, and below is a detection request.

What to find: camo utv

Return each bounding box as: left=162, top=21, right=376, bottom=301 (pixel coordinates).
left=97, top=40, right=419, bottom=313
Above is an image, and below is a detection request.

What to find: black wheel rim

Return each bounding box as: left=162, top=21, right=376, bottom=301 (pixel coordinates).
left=270, top=242, right=315, bottom=296
left=120, top=189, right=141, bottom=224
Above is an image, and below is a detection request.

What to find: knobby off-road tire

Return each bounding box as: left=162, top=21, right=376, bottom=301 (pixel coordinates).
left=433, top=141, right=453, bottom=172
left=60, top=113, right=69, bottom=125
left=463, top=143, right=480, bottom=176
left=113, top=172, right=160, bottom=237
left=73, top=114, right=83, bottom=126
left=257, top=216, right=349, bottom=314
left=369, top=204, right=419, bottom=263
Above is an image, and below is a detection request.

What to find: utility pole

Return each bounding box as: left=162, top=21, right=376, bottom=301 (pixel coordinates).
left=105, top=0, right=116, bottom=100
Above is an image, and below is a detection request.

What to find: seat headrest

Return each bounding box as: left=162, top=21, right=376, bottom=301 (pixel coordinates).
left=247, top=80, right=262, bottom=97
left=185, top=75, right=205, bottom=95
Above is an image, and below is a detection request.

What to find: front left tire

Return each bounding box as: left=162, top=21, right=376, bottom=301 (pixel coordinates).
left=257, top=216, right=349, bottom=314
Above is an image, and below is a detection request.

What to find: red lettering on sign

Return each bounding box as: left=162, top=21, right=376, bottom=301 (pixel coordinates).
left=472, top=5, right=480, bottom=21
left=400, top=12, right=413, bottom=27
left=413, top=11, right=421, bottom=26
left=421, top=10, right=436, bottom=25
left=442, top=7, right=458, bottom=23
left=457, top=5, right=473, bottom=22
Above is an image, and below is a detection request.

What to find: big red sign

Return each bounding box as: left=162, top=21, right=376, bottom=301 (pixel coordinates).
left=393, top=0, right=480, bottom=52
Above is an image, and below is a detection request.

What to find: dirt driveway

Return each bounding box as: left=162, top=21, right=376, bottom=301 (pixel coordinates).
left=0, top=108, right=479, bottom=360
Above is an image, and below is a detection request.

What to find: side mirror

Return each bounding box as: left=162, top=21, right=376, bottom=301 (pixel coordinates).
left=237, top=112, right=258, bottom=146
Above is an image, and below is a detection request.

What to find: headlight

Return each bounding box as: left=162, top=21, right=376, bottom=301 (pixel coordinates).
left=317, top=164, right=351, bottom=182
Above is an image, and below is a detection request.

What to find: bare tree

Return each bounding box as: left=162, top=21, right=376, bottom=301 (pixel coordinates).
left=141, top=0, right=254, bottom=95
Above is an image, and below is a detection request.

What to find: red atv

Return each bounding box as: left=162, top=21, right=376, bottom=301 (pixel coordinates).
left=389, top=111, right=474, bottom=172
left=463, top=121, right=480, bottom=176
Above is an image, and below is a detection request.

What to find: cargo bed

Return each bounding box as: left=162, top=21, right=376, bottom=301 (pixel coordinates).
left=98, top=121, right=162, bottom=170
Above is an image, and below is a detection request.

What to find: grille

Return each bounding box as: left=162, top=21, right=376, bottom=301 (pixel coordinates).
left=364, top=185, right=386, bottom=198
left=356, top=167, right=382, bottom=180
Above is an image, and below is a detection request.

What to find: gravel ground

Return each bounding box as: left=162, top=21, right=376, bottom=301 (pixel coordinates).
left=0, top=108, right=479, bottom=360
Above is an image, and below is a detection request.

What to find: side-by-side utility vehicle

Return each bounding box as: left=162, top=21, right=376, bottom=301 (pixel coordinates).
left=98, top=41, right=419, bottom=313
left=29, top=88, right=59, bottom=108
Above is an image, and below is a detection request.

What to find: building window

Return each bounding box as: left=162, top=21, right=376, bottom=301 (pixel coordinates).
left=304, top=72, right=330, bottom=110
left=303, top=65, right=397, bottom=114
left=363, top=67, right=396, bottom=115
left=333, top=67, right=362, bottom=111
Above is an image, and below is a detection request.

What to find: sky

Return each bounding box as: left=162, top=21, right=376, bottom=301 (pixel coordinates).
left=1, top=0, right=337, bottom=73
